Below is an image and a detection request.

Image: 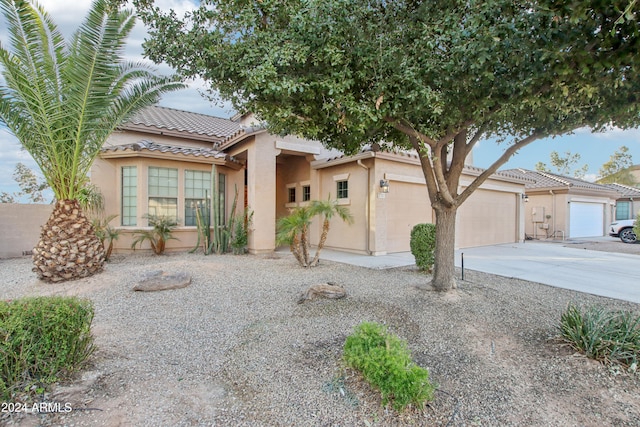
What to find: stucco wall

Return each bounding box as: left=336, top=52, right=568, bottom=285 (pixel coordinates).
left=525, top=191, right=616, bottom=239
left=315, top=162, right=369, bottom=253
left=0, top=204, right=52, bottom=258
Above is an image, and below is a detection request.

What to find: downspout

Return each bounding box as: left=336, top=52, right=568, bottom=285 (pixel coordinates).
left=357, top=159, right=371, bottom=254
left=550, top=190, right=556, bottom=236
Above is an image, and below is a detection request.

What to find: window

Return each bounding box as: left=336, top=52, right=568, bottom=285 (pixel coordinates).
left=302, top=185, right=311, bottom=202
left=288, top=187, right=296, bottom=203
left=616, top=201, right=631, bottom=220
left=148, top=167, right=178, bottom=221
left=185, top=170, right=211, bottom=226
left=337, top=180, right=348, bottom=199
left=121, top=166, right=137, bottom=226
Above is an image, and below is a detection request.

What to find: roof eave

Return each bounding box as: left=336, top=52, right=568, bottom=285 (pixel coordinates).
left=119, top=123, right=226, bottom=144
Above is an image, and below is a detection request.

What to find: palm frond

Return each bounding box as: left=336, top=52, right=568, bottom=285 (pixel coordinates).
left=0, top=0, right=184, bottom=201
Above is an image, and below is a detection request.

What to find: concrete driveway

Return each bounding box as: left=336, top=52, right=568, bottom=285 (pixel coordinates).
left=455, top=241, right=640, bottom=304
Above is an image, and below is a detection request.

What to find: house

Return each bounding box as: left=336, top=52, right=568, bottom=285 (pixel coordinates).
left=603, top=183, right=640, bottom=221
left=504, top=169, right=620, bottom=239
left=91, top=106, right=529, bottom=255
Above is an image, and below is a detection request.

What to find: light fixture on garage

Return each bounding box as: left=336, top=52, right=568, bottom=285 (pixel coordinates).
left=380, top=179, right=390, bottom=193
left=522, top=194, right=529, bottom=202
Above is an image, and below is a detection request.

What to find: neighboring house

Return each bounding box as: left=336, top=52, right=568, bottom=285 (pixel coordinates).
left=505, top=169, right=620, bottom=239
left=603, top=183, right=640, bottom=220
left=91, top=106, right=529, bottom=255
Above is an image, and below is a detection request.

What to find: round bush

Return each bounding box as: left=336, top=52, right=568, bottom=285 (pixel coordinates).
left=410, top=223, right=436, bottom=271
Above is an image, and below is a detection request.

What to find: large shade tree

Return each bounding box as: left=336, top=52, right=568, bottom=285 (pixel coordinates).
left=0, top=0, right=183, bottom=282
left=137, top=0, right=640, bottom=291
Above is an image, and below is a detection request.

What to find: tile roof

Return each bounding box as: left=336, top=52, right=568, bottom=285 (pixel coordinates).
left=502, top=169, right=614, bottom=191
left=121, top=105, right=243, bottom=143
left=101, top=140, right=240, bottom=164
left=603, top=183, right=640, bottom=198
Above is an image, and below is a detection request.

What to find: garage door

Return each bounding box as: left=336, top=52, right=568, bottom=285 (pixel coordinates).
left=457, top=189, right=517, bottom=248
left=569, top=202, right=603, bottom=238
left=385, top=182, right=431, bottom=253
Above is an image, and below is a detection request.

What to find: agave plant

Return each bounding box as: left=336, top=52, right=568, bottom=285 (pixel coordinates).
left=131, top=214, right=179, bottom=255
left=0, top=0, right=183, bottom=282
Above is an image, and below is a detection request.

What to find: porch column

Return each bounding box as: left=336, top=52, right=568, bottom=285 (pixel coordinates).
left=247, top=136, right=278, bottom=254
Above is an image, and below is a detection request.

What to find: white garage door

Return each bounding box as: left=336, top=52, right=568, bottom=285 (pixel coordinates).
left=569, top=202, right=603, bottom=238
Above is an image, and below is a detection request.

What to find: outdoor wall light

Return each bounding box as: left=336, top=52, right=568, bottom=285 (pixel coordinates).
left=380, top=179, right=390, bottom=193
left=522, top=194, right=529, bottom=202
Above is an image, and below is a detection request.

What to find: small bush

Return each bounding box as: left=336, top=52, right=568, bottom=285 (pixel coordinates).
left=0, top=296, right=95, bottom=399
left=410, top=223, right=436, bottom=271
left=343, top=322, right=435, bottom=411
left=560, top=304, right=640, bottom=369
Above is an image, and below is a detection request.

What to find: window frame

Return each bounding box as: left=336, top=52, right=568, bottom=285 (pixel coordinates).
left=148, top=166, right=178, bottom=222
left=121, top=166, right=137, bottom=226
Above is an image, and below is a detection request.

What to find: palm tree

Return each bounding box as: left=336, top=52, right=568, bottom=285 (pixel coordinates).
left=276, top=200, right=353, bottom=268
left=0, top=0, right=183, bottom=282
left=276, top=206, right=313, bottom=267
left=308, top=199, right=353, bottom=267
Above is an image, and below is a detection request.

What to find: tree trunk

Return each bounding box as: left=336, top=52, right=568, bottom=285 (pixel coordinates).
left=290, top=234, right=306, bottom=267
left=300, top=223, right=310, bottom=266
left=429, top=206, right=458, bottom=291
left=32, top=199, right=105, bottom=283
left=310, top=218, right=330, bottom=267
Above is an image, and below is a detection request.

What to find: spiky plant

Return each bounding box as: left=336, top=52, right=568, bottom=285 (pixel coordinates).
left=276, top=199, right=353, bottom=268
left=276, top=206, right=313, bottom=267
left=308, top=198, right=353, bottom=267
left=0, top=0, right=183, bottom=282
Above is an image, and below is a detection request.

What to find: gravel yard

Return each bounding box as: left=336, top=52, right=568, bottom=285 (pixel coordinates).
left=1, top=248, right=640, bottom=426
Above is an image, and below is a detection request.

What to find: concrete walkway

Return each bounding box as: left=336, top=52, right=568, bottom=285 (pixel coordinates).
left=318, top=241, right=640, bottom=304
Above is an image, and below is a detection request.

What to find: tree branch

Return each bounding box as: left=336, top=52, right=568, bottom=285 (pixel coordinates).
left=457, top=132, right=544, bottom=206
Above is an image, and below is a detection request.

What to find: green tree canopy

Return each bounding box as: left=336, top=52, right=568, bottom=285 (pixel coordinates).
left=137, top=0, right=640, bottom=291
left=0, top=162, right=50, bottom=203
left=597, top=145, right=637, bottom=185
left=535, top=151, right=589, bottom=179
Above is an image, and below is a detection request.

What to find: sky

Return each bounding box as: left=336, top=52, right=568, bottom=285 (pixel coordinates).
left=1, top=0, right=640, bottom=201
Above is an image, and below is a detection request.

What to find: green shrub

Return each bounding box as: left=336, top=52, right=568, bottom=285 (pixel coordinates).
left=0, top=296, right=95, bottom=399
left=410, top=223, right=436, bottom=271
left=131, top=214, right=178, bottom=255
left=343, top=322, right=435, bottom=411
left=560, top=304, right=640, bottom=369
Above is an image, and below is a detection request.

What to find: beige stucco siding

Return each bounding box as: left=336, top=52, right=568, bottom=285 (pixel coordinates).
left=315, top=163, right=368, bottom=252
left=0, top=204, right=53, bottom=258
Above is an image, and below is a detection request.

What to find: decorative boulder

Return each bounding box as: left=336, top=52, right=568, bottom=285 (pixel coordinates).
left=134, top=271, right=191, bottom=292
left=298, top=282, right=346, bottom=304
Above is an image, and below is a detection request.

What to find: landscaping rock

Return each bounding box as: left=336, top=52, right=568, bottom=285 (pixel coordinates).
left=133, top=271, right=191, bottom=292
left=297, top=282, right=346, bottom=303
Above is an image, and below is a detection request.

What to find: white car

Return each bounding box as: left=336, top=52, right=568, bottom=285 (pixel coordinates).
left=609, top=219, right=637, bottom=243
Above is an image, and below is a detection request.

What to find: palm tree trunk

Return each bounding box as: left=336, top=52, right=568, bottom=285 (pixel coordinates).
left=310, top=218, right=330, bottom=267
left=32, top=199, right=105, bottom=282
left=290, top=233, right=306, bottom=267
left=300, top=223, right=310, bottom=266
